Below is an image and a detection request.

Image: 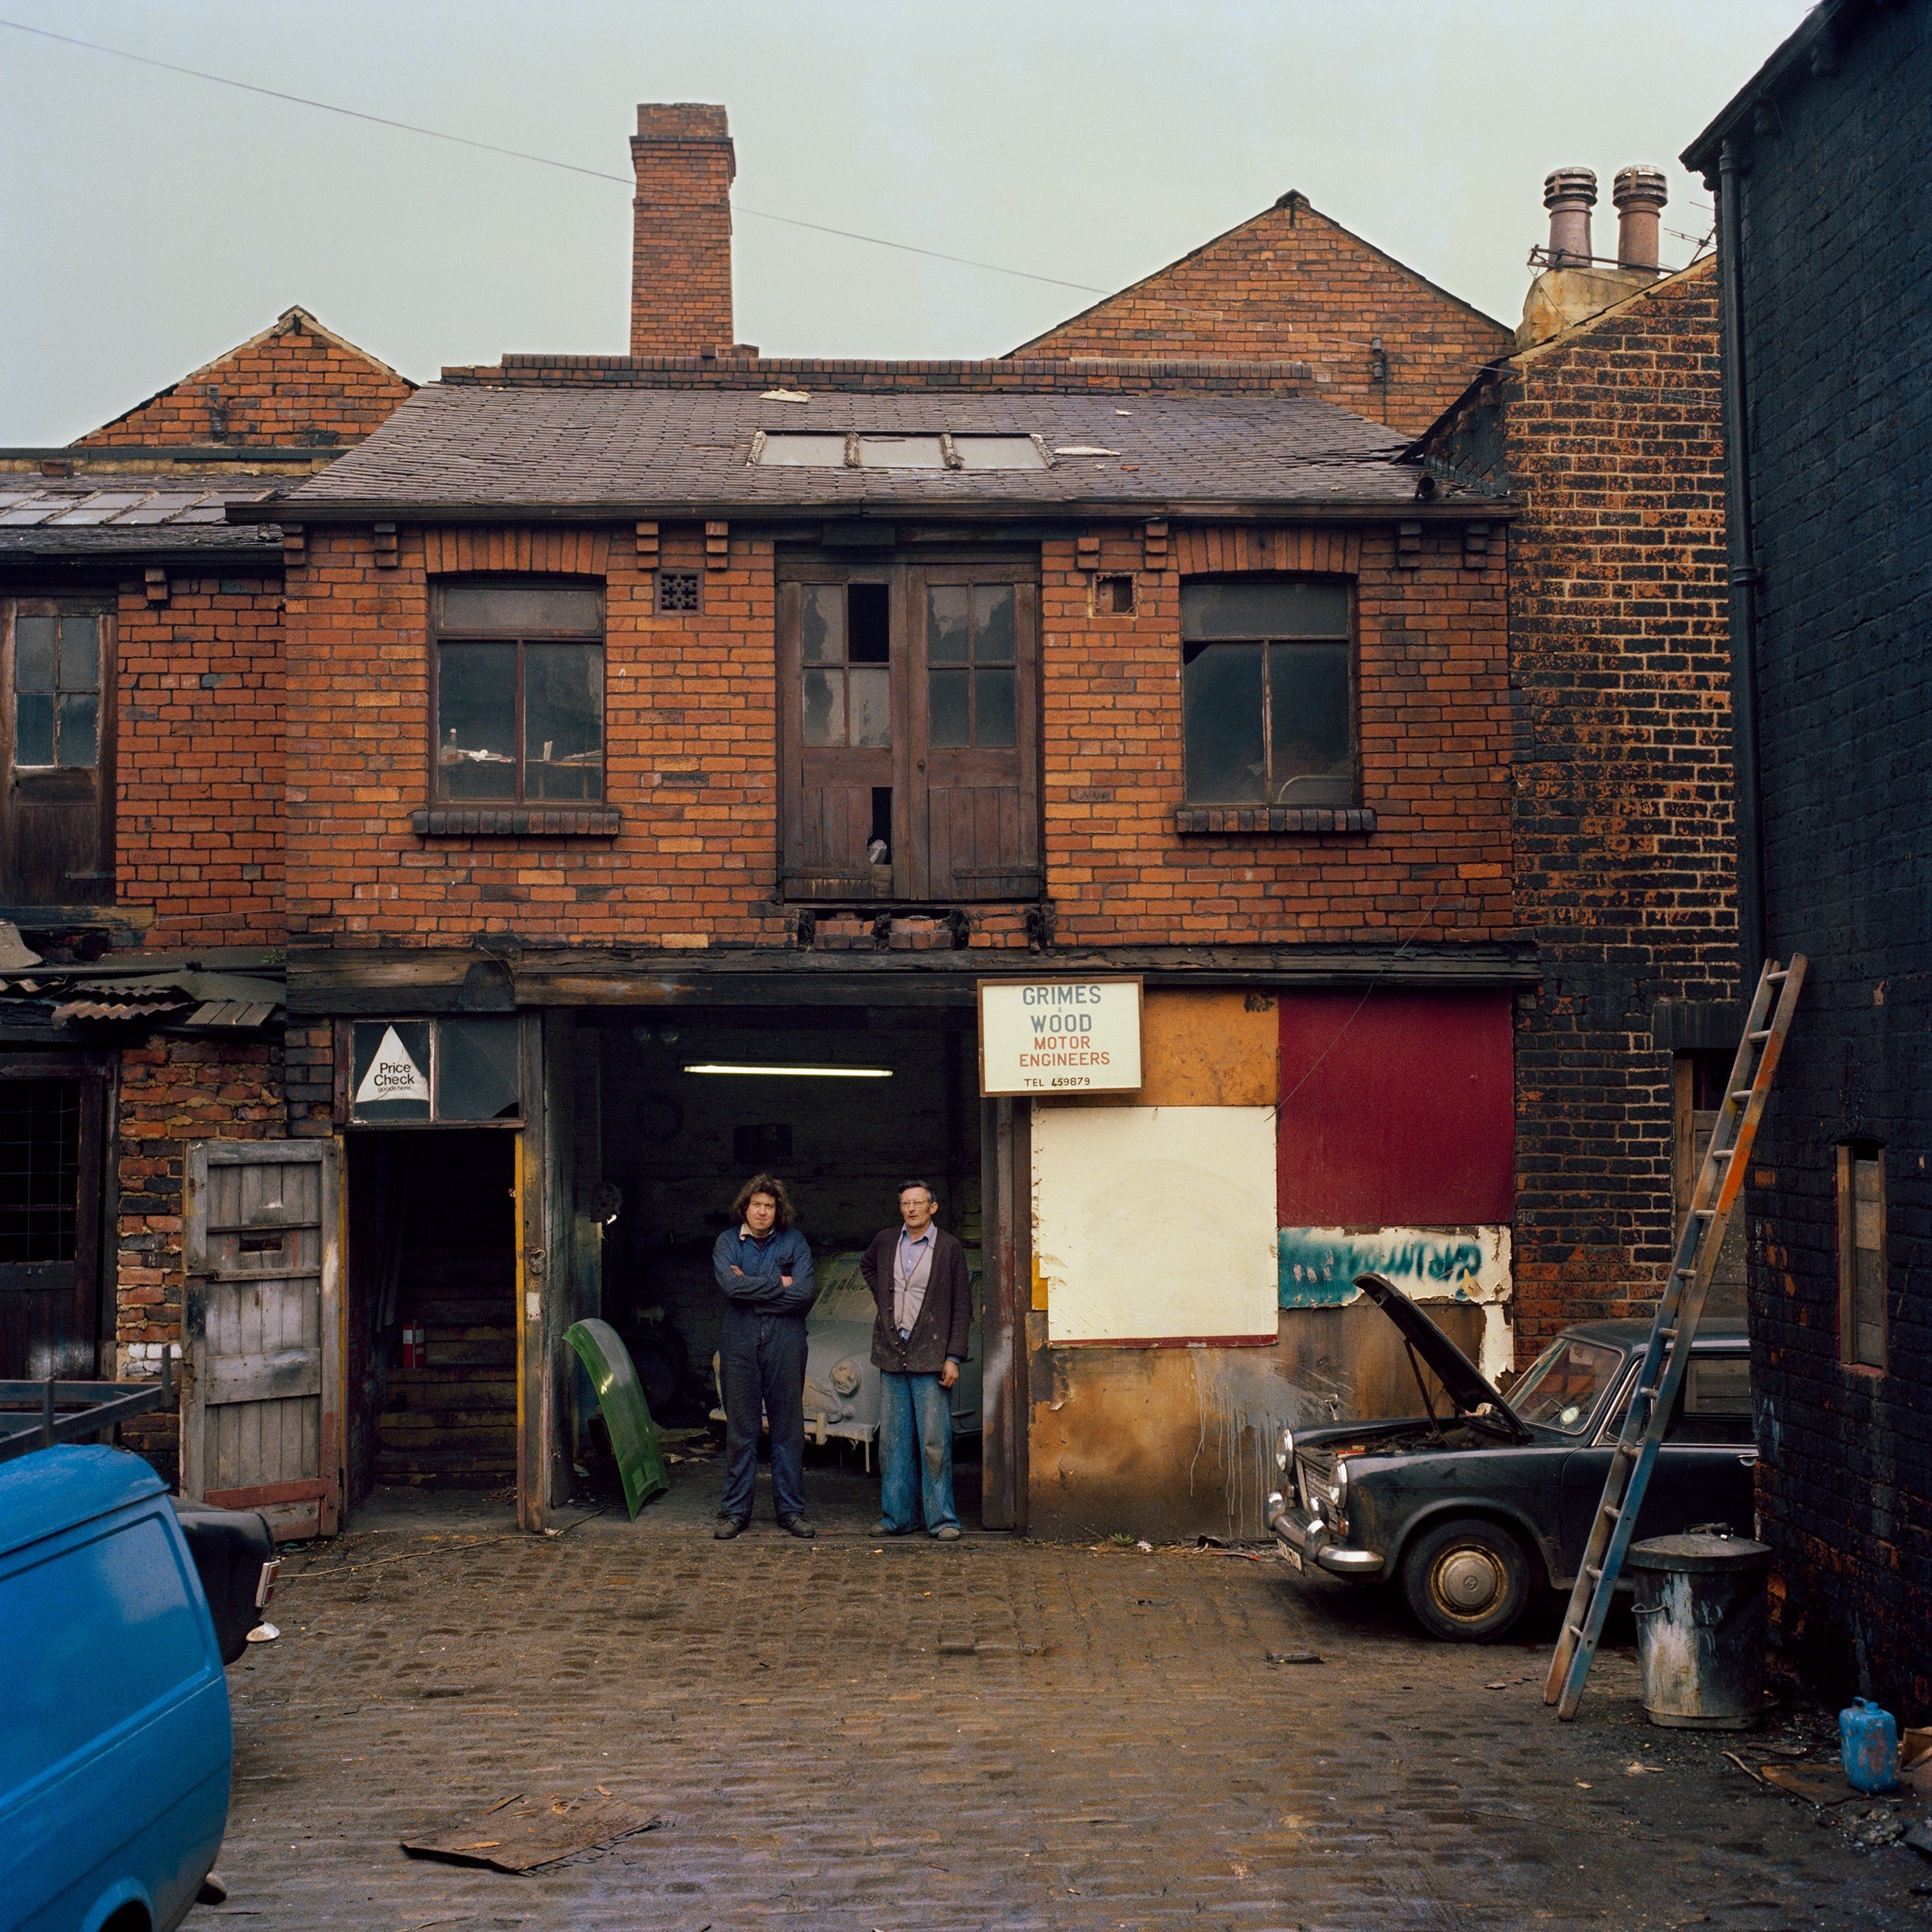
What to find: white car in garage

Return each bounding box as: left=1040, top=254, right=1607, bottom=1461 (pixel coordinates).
left=714, top=1249, right=982, bottom=1466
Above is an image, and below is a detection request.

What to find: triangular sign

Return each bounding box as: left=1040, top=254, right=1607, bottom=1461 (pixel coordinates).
left=355, top=1026, right=430, bottom=1104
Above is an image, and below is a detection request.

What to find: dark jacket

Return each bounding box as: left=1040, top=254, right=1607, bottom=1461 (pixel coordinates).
left=712, top=1224, right=815, bottom=1319
left=860, top=1225, right=972, bottom=1375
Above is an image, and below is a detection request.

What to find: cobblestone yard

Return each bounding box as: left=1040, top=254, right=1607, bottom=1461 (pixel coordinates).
left=205, top=1480, right=1932, bottom=1932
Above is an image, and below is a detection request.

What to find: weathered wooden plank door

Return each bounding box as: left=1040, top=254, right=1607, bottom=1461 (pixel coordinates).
left=0, top=1059, right=106, bottom=1380
left=908, top=568, right=1041, bottom=901
left=777, top=572, right=896, bottom=899
left=183, top=1141, right=342, bottom=1538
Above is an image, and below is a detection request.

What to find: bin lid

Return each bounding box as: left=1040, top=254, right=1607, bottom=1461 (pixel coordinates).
left=1627, top=1532, right=1772, bottom=1574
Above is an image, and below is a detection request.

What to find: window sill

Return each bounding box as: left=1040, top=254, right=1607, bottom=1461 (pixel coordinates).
left=1174, top=806, right=1375, bottom=835
left=411, top=806, right=622, bottom=837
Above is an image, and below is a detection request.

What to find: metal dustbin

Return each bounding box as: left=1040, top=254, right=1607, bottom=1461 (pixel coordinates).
left=1626, top=1532, right=1772, bottom=1730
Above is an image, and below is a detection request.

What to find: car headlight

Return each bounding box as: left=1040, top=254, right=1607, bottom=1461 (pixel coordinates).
left=1333, top=1459, right=1350, bottom=1516
left=1275, top=1426, right=1294, bottom=1474
left=831, top=1357, right=862, bottom=1397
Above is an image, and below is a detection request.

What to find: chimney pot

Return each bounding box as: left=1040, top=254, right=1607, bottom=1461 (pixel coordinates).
left=1612, top=164, right=1669, bottom=273
left=1542, top=166, right=1598, bottom=267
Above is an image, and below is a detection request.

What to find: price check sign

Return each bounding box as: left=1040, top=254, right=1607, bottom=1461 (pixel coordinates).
left=976, top=977, right=1143, bottom=1096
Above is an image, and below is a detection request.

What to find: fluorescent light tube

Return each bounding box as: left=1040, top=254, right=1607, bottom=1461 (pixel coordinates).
left=681, top=1063, right=894, bottom=1079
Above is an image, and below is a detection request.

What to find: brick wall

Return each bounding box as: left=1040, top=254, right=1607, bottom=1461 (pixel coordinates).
left=1426, top=258, right=1734, bottom=1360
left=80, top=308, right=413, bottom=448
left=117, top=572, right=287, bottom=948
left=281, top=518, right=1511, bottom=952
left=1715, top=0, right=1932, bottom=1719
left=1011, top=196, right=1513, bottom=437
left=114, top=1034, right=287, bottom=1483
left=630, top=105, right=737, bottom=358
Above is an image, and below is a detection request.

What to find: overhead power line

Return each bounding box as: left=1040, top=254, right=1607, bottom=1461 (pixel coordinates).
left=0, top=15, right=1109, bottom=296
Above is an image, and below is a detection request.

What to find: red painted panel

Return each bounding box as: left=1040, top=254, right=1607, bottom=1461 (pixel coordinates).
left=1278, top=990, right=1513, bottom=1226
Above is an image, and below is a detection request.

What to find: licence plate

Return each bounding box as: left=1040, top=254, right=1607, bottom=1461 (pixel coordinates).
left=1280, top=1543, right=1304, bottom=1576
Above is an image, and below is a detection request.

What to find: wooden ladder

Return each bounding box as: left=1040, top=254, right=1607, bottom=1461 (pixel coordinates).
left=1545, top=954, right=1806, bottom=1720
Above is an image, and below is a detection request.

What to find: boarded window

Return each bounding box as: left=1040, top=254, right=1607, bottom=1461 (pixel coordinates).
left=1276, top=990, right=1514, bottom=1228
left=431, top=580, right=604, bottom=804
left=778, top=561, right=1040, bottom=902
left=1674, top=1052, right=1746, bottom=1315
left=2, top=600, right=114, bottom=904
left=1180, top=579, right=1352, bottom=807
left=1838, top=1143, right=1886, bottom=1369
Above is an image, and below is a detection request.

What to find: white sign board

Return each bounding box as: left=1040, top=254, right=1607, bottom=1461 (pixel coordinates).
left=977, top=977, right=1142, bottom=1096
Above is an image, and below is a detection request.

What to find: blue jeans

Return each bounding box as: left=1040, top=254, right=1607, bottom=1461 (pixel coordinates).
left=878, top=1369, right=958, bottom=1535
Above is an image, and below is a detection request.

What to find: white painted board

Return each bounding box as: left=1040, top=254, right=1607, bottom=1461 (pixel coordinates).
left=978, top=977, right=1142, bottom=1096
left=1034, top=1104, right=1278, bottom=1344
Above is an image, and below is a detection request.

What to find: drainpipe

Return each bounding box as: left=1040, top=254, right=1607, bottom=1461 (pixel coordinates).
left=1716, top=139, right=1767, bottom=984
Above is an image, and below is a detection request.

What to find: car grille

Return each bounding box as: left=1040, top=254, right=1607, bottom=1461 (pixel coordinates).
left=1296, top=1447, right=1340, bottom=1517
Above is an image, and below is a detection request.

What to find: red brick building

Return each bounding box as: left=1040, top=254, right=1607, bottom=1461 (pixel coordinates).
left=1418, top=237, right=1739, bottom=1361
left=0, top=310, right=411, bottom=1513
left=11, top=109, right=1741, bottom=1558
left=196, top=105, right=1531, bottom=1539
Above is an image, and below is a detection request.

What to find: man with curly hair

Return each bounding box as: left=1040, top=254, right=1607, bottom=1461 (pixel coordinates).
left=712, top=1172, right=816, bottom=1539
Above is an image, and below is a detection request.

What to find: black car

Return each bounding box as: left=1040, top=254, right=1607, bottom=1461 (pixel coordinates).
left=171, top=1496, right=279, bottom=1664
left=1265, top=1274, right=1756, bottom=1641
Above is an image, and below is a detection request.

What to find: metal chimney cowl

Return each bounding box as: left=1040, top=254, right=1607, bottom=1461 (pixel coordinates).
left=1543, top=167, right=1599, bottom=268
left=1612, top=165, right=1670, bottom=273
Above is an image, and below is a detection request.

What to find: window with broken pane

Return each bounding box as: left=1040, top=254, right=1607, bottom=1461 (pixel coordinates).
left=1179, top=580, right=1353, bottom=807
left=14, top=613, right=100, bottom=769
left=800, top=582, right=891, bottom=748
left=433, top=581, right=604, bottom=803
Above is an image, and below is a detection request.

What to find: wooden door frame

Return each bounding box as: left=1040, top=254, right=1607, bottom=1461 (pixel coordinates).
left=0, top=596, right=118, bottom=907
left=181, top=1137, right=343, bottom=1534
left=980, top=1093, right=1030, bottom=1531
left=0, top=1052, right=109, bottom=1379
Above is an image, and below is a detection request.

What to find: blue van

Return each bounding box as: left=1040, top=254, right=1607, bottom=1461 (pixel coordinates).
left=0, top=1446, right=231, bottom=1932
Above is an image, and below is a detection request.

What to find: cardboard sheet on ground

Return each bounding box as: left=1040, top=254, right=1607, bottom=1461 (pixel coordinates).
left=402, top=1791, right=664, bottom=1872
left=564, top=1319, right=669, bottom=1518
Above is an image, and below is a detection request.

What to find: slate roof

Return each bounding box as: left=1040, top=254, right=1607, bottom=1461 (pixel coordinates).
left=266, top=385, right=1499, bottom=517
left=0, top=476, right=283, bottom=556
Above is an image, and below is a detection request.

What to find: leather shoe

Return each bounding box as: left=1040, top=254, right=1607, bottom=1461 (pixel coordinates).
left=776, top=1513, right=815, bottom=1539
left=871, top=1520, right=906, bottom=1536
left=932, top=1524, right=962, bottom=1542
left=713, top=1515, right=750, bottom=1540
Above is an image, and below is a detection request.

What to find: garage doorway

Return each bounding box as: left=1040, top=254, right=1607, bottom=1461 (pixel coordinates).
left=345, top=1129, right=518, bottom=1503
left=594, top=1005, right=1000, bottom=1528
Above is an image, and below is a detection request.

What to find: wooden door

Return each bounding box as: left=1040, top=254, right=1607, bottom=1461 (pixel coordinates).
left=0, top=1061, right=105, bottom=1380
left=777, top=573, right=896, bottom=899
left=183, top=1141, right=342, bottom=1538
left=908, top=568, right=1041, bottom=901
left=2, top=601, right=115, bottom=906
left=1674, top=1054, right=1745, bottom=1315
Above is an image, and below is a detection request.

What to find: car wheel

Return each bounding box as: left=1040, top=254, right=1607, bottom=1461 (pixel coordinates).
left=1401, top=1518, right=1530, bottom=1641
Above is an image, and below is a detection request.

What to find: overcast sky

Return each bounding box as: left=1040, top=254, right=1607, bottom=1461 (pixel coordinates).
left=1, top=0, right=1811, bottom=445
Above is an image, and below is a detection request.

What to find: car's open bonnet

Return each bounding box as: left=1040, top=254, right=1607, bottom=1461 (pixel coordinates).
left=1353, top=1274, right=1530, bottom=1440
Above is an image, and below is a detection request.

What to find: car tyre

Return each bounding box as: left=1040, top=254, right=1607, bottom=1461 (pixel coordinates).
left=1401, top=1517, right=1530, bottom=1641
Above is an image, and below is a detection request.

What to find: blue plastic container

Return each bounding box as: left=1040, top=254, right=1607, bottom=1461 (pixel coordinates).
left=1839, top=1697, right=1900, bottom=1794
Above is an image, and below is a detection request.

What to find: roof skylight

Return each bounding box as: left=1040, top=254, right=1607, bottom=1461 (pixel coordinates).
left=756, top=432, right=1046, bottom=471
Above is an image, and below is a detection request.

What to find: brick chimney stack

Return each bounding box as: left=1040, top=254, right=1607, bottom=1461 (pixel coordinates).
left=630, top=104, right=737, bottom=358
left=1612, top=166, right=1669, bottom=274
left=1542, top=167, right=1598, bottom=267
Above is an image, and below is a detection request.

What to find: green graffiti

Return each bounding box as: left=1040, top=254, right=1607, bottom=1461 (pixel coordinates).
left=1278, top=1229, right=1488, bottom=1309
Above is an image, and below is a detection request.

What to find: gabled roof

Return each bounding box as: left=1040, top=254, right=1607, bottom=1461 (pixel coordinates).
left=1011, top=191, right=1509, bottom=355
left=76, top=305, right=414, bottom=448
left=257, top=382, right=1502, bottom=522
